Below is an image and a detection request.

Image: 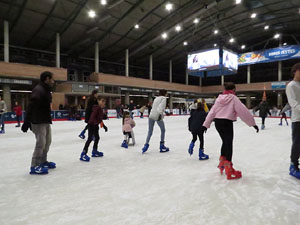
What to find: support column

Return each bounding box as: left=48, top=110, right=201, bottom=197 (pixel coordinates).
left=125, top=49, right=129, bottom=77
left=221, top=75, right=224, bottom=85
left=108, top=97, right=113, bottom=109
left=277, top=92, right=283, bottom=108
left=149, top=55, right=153, bottom=80
left=246, top=94, right=251, bottom=109
left=4, top=20, right=9, bottom=62
left=125, top=92, right=130, bottom=105
left=199, top=77, right=202, bottom=86
left=185, top=70, right=188, bottom=85
left=74, top=96, right=78, bottom=106
left=278, top=61, right=282, bottom=81
left=148, top=93, right=153, bottom=103
left=95, top=42, right=99, bottom=73
left=169, top=94, right=173, bottom=111
left=247, top=65, right=251, bottom=84
left=56, top=33, right=60, bottom=68
left=3, top=85, right=11, bottom=111
left=169, top=60, right=172, bottom=83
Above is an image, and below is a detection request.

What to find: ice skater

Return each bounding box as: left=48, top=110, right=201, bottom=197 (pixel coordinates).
left=142, top=89, right=169, bottom=153
left=0, top=95, right=7, bottom=133
left=21, top=71, right=56, bottom=175
left=78, top=90, right=98, bottom=139
left=13, top=101, right=22, bottom=127
left=80, top=96, right=108, bottom=162
left=121, top=111, right=136, bottom=148
left=278, top=103, right=290, bottom=126
left=188, top=102, right=209, bottom=160
left=255, top=100, right=271, bottom=130
left=203, top=82, right=259, bottom=180
left=286, top=63, right=300, bottom=179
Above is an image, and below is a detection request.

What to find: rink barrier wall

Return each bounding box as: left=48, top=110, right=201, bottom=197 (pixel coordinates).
left=3, top=109, right=292, bottom=124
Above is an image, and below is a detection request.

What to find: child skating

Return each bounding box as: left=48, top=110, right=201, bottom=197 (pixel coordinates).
left=203, top=82, right=259, bottom=180
left=121, top=111, right=136, bottom=148
left=279, top=103, right=290, bottom=126
left=80, top=96, right=108, bottom=162
left=188, top=102, right=209, bottom=160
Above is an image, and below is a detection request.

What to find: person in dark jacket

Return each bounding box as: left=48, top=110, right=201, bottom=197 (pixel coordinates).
left=80, top=96, right=108, bottom=162
left=78, top=90, right=98, bottom=139
left=255, top=100, right=271, bottom=130
left=21, top=71, right=55, bottom=175
left=147, top=102, right=152, bottom=116
left=128, top=100, right=135, bottom=119
left=188, top=102, right=209, bottom=160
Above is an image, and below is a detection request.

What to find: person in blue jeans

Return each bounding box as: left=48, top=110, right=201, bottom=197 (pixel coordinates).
left=142, top=89, right=169, bottom=153
left=0, top=95, right=7, bottom=133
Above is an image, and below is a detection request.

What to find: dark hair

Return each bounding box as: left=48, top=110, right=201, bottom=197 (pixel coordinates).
left=122, top=111, right=130, bottom=124
left=224, top=82, right=236, bottom=90
left=91, top=90, right=98, bottom=97
left=194, top=99, right=198, bottom=104
left=97, top=96, right=106, bottom=101
left=291, top=63, right=300, bottom=78
left=159, top=89, right=167, bottom=96
left=196, top=102, right=205, bottom=111
left=40, top=71, right=53, bottom=82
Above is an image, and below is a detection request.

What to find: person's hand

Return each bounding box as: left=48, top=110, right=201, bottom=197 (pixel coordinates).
left=253, top=125, right=259, bottom=133
left=21, top=122, right=31, bottom=133
left=103, top=124, right=108, bottom=132
left=201, top=126, right=207, bottom=133
left=158, top=114, right=162, bottom=121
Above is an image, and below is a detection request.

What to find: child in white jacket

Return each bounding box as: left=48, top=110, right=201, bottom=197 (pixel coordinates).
left=142, top=89, right=169, bottom=153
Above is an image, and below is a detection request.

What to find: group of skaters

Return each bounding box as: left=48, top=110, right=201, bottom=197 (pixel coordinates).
left=16, top=63, right=300, bottom=180
left=0, top=98, right=23, bottom=133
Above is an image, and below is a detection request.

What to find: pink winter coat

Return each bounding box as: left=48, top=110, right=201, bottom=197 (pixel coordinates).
left=122, top=118, right=136, bottom=132
left=203, top=94, right=256, bottom=128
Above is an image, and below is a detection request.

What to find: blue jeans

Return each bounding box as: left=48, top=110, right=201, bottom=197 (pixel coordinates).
left=145, top=118, right=165, bottom=144
left=0, top=113, right=5, bottom=130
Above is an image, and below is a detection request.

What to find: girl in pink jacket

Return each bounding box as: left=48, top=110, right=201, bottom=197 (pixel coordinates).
left=121, top=111, right=136, bottom=148
left=203, top=82, right=259, bottom=180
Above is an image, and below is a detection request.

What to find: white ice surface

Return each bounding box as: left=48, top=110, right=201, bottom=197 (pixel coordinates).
left=0, top=116, right=300, bottom=225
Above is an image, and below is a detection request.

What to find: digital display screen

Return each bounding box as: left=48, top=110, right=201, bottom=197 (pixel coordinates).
left=223, top=50, right=238, bottom=71
left=187, top=49, right=220, bottom=71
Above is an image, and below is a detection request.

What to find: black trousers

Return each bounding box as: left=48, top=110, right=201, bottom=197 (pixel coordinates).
left=261, top=117, right=266, bottom=125
left=291, top=122, right=300, bottom=168
left=83, top=124, right=100, bottom=153
left=16, top=115, right=20, bottom=125
left=280, top=113, right=288, bottom=124
left=215, top=119, right=234, bottom=162
left=192, top=131, right=204, bottom=149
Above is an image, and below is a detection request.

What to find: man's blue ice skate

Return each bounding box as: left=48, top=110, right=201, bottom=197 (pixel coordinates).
left=80, top=152, right=90, bottom=162
left=78, top=130, right=85, bottom=139
left=160, top=142, right=169, bottom=153
left=289, top=164, right=300, bottom=179
left=142, top=144, right=149, bottom=154
left=261, top=124, right=265, bottom=130
left=92, top=149, right=104, bottom=157
left=121, top=140, right=128, bottom=149
left=199, top=149, right=209, bottom=160
left=188, top=142, right=195, bottom=156
left=30, top=166, right=48, bottom=175
left=40, top=161, right=56, bottom=169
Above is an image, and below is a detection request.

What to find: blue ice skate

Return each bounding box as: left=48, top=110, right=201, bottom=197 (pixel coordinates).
left=160, top=142, right=169, bottom=153
left=289, top=164, right=300, bottom=179
left=188, top=142, right=194, bottom=156
left=92, top=149, right=104, bottom=157
left=199, top=149, right=209, bottom=160
left=261, top=124, right=265, bottom=130
left=80, top=152, right=90, bottom=162
left=0, top=129, right=5, bottom=134
left=142, top=144, right=149, bottom=154
left=40, top=161, right=56, bottom=169
left=30, top=166, right=48, bottom=175
left=78, top=130, right=85, bottom=139
left=278, top=122, right=282, bottom=126
left=121, top=140, right=128, bottom=149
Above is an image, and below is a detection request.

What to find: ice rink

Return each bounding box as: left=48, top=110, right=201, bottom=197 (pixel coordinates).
left=0, top=115, right=299, bottom=225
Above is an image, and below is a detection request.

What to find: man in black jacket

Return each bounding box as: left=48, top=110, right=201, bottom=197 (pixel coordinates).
left=22, top=71, right=55, bottom=175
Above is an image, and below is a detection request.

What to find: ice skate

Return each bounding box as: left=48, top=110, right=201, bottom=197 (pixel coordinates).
left=224, top=161, right=242, bottom=180
left=198, top=149, right=209, bottom=160
left=121, top=140, right=128, bottom=148
left=188, top=142, right=194, bottom=156
left=218, top=156, right=226, bottom=174
left=261, top=124, right=265, bottom=130
left=30, top=166, right=48, bottom=175
left=289, top=164, right=300, bottom=179
left=160, top=142, right=169, bottom=153
left=142, top=144, right=149, bottom=154
left=40, top=161, right=56, bottom=169
left=80, top=152, right=90, bottom=161
left=92, top=149, right=104, bottom=157
left=78, top=130, right=85, bottom=139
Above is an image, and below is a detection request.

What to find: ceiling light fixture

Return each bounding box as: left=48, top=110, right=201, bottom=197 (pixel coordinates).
left=274, top=33, right=280, bottom=39
left=214, top=43, right=217, bottom=47
left=214, top=29, right=219, bottom=34
left=193, top=18, right=199, bottom=24
left=241, top=45, right=246, bottom=49
left=100, top=0, right=107, bottom=5
left=134, top=24, right=139, bottom=29
left=165, top=3, right=173, bottom=11
left=183, top=41, right=188, bottom=46
left=161, top=32, right=168, bottom=39
left=229, top=38, right=235, bottom=43
left=88, top=10, right=96, bottom=18
left=251, top=13, right=257, bottom=18
left=264, top=25, right=269, bottom=30
left=236, top=0, right=242, bottom=4
left=175, top=25, right=181, bottom=32
left=283, top=42, right=287, bottom=46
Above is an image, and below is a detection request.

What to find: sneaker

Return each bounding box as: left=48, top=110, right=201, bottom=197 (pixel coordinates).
left=30, top=166, right=48, bottom=175
left=289, top=164, right=300, bottom=179
left=92, top=149, right=104, bottom=157
left=41, top=161, right=56, bottom=169
left=142, top=144, right=149, bottom=154
left=160, top=142, right=169, bottom=153
left=80, top=152, right=90, bottom=162
left=121, top=140, right=128, bottom=149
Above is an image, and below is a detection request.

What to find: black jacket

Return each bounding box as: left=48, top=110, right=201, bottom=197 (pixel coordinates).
left=188, top=110, right=207, bottom=133
left=256, top=102, right=271, bottom=118
left=85, top=97, right=98, bottom=123
left=25, top=82, right=52, bottom=124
